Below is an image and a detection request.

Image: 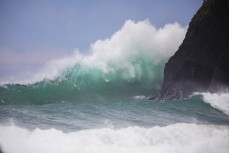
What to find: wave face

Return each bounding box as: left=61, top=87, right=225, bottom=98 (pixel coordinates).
left=0, top=123, right=228, bottom=153
left=0, top=20, right=186, bottom=104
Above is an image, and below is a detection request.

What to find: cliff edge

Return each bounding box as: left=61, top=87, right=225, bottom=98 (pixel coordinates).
left=157, top=0, right=229, bottom=100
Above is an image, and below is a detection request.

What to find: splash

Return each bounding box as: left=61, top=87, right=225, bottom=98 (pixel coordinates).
left=0, top=20, right=186, bottom=104
left=0, top=20, right=186, bottom=86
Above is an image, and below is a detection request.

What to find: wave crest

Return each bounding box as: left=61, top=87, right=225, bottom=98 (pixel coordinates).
left=0, top=20, right=186, bottom=86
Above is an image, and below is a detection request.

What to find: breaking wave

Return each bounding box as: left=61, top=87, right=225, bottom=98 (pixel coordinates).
left=0, top=20, right=186, bottom=104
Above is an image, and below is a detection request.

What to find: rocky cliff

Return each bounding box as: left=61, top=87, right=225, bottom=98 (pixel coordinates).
left=156, top=0, right=229, bottom=100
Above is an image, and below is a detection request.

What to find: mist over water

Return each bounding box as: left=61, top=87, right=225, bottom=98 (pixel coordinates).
left=0, top=20, right=229, bottom=153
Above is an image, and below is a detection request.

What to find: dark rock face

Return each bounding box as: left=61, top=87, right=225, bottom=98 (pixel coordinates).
left=157, top=0, right=229, bottom=100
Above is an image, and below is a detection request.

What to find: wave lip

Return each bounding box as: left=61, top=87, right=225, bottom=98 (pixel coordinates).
left=196, top=92, right=229, bottom=115
left=0, top=123, right=229, bottom=153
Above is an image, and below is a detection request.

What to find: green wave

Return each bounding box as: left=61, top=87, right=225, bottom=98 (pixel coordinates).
left=0, top=54, right=165, bottom=105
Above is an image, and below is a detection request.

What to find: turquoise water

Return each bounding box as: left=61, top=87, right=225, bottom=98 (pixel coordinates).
left=0, top=91, right=229, bottom=131
left=0, top=81, right=229, bottom=153
left=1, top=61, right=228, bottom=131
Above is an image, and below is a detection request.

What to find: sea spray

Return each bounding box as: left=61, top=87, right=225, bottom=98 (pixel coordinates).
left=0, top=20, right=186, bottom=104
left=0, top=20, right=186, bottom=86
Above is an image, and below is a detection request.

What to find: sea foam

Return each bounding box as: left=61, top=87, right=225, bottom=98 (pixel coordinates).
left=0, top=123, right=228, bottom=153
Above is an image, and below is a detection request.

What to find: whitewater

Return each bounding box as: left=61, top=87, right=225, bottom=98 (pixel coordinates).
left=0, top=20, right=229, bottom=153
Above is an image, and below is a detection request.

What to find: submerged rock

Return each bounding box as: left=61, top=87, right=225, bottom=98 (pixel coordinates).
left=156, top=0, right=229, bottom=100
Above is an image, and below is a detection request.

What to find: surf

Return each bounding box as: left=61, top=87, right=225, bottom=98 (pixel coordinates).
left=0, top=123, right=228, bottom=153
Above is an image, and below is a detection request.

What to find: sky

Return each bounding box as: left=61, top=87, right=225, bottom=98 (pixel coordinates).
left=0, top=0, right=203, bottom=78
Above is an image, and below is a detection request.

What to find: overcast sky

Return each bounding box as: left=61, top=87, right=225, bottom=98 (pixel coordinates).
left=0, top=0, right=202, bottom=77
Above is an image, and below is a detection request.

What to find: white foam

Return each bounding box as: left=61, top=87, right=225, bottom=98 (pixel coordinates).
left=133, top=95, right=146, bottom=100
left=0, top=123, right=228, bottom=153
left=0, top=20, right=186, bottom=85
left=198, top=92, right=229, bottom=115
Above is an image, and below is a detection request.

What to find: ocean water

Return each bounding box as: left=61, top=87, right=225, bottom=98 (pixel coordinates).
left=0, top=20, right=229, bottom=153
